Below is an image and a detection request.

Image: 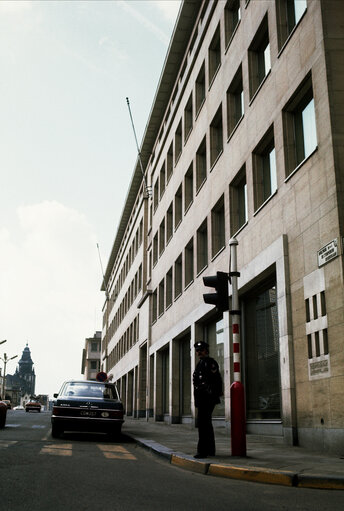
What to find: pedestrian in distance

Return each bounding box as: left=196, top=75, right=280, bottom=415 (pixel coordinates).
left=193, top=341, right=223, bottom=458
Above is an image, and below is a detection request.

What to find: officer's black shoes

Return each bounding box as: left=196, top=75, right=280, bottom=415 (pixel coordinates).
left=194, top=451, right=215, bottom=459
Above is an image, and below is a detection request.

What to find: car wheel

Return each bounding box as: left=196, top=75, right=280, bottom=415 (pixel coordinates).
left=0, top=415, right=5, bottom=429
left=51, top=424, right=62, bottom=438
left=108, top=425, right=122, bottom=441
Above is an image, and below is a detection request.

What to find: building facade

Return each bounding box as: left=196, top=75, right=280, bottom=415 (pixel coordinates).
left=6, top=344, right=36, bottom=400
left=101, top=0, right=344, bottom=453
left=81, top=331, right=101, bottom=381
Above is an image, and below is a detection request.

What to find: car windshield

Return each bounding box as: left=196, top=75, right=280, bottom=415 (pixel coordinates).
left=61, top=382, right=119, bottom=400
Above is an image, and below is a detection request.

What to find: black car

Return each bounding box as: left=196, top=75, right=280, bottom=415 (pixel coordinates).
left=51, top=380, right=124, bottom=439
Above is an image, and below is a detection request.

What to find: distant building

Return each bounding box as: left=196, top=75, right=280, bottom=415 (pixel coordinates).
left=6, top=344, right=36, bottom=399
left=81, top=332, right=101, bottom=380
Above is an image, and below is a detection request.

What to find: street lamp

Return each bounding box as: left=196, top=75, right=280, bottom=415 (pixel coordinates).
left=0, top=353, right=18, bottom=400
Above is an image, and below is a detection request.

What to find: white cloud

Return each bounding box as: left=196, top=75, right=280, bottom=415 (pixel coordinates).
left=0, top=201, right=103, bottom=397
left=153, top=0, right=181, bottom=22
left=0, top=0, right=33, bottom=13
left=99, top=36, right=127, bottom=60
left=118, top=0, right=171, bottom=46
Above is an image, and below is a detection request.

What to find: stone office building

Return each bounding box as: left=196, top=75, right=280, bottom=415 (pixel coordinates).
left=81, top=331, right=102, bottom=381
left=101, top=0, right=344, bottom=453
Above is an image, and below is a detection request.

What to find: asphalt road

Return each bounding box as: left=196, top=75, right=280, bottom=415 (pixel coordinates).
left=0, top=410, right=344, bottom=511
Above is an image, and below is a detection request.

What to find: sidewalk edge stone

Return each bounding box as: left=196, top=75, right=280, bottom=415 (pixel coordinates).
left=133, top=437, right=173, bottom=461
left=171, top=454, right=209, bottom=474
left=208, top=463, right=297, bottom=486
left=297, top=474, right=344, bottom=490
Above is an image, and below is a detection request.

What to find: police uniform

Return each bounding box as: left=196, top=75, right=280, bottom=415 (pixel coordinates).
left=193, top=341, right=222, bottom=458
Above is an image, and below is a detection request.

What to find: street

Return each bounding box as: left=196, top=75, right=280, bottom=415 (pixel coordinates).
left=0, top=410, right=344, bottom=511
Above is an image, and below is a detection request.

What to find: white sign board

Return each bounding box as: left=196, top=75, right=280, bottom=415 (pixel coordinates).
left=317, top=239, right=338, bottom=267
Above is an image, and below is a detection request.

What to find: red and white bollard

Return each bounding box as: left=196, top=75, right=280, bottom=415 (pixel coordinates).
left=229, top=238, right=246, bottom=457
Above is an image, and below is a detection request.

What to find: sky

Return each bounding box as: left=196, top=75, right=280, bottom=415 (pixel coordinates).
left=0, top=0, right=181, bottom=398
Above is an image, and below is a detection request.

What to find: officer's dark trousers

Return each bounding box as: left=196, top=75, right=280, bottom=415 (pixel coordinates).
left=196, top=401, right=215, bottom=456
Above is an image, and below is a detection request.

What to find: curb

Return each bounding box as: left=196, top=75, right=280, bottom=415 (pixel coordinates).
left=297, top=474, right=344, bottom=490
left=208, top=463, right=296, bottom=486
left=128, top=435, right=344, bottom=490
left=171, top=454, right=209, bottom=474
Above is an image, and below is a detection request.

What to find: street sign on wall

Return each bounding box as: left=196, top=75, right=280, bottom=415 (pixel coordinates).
left=317, top=238, right=338, bottom=267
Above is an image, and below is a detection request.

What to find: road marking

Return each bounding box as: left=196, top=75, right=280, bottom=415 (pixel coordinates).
left=0, top=440, right=18, bottom=448
left=4, top=424, right=20, bottom=428
left=40, top=443, right=73, bottom=457
left=97, top=444, right=136, bottom=460
left=31, top=425, right=46, bottom=429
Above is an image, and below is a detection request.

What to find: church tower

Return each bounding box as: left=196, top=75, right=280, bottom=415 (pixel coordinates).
left=17, top=344, right=36, bottom=396
left=6, top=344, right=36, bottom=397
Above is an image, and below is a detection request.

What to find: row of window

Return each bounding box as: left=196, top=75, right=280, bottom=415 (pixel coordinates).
left=104, top=264, right=142, bottom=339
left=151, top=197, right=227, bottom=323
left=108, top=315, right=140, bottom=368
left=150, top=72, right=317, bottom=278
left=151, top=0, right=307, bottom=215
left=108, top=219, right=143, bottom=313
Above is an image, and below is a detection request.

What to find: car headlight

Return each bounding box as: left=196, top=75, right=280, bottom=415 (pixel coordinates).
left=101, top=412, right=109, bottom=418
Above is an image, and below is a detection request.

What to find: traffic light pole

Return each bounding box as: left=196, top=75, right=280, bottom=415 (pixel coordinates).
left=229, top=238, right=246, bottom=457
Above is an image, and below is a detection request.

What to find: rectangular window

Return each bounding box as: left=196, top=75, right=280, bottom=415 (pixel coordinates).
left=224, top=0, right=241, bottom=48
left=184, top=93, right=193, bottom=143
left=276, top=0, right=307, bottom=50
left=184, top=163, right=194, bottom=212
left=166, top=267, right=173, bottom=308
left=210, top=105, right=223, bottom=168
left=196, top=136, right=207, bottom=192
left=197, top=220, right=208, bottom=274
left=153, top=233, right=158, bottom=266
left=138, top=264, right=142, bottom=291
left=166, top=202, right=173, bottom=244
left=159, top=162, right=165, bottom=199
left=227, top=65, right=244, bottom=138
left=152, top=289, right=157, bottom=323
left=248, top=15, right=270, bottom=100
left=211, top=195, right=225, bottom=258
left=153, top=178, right=159, bottom=212
left=244, top=282, right=281, bottom=420
left=174, top=254, right=182, bottom=299
left=283, top=74, right=317, bottom=176
left=184, top=237, right=194, bottom=289
left=159, top=219, right=165, bottom=256
left=175, top=120, right=182, bottom=164
left=174, top=184, right=182, bottom=229
left=230, top=165, right=248, bottom=234
left=166, top=143, right=173, bottom=182
left=208, top=24, right=221, bottom=86
left=195, top=62, right=206, bottom=115
left=159, top=279, right=165, bottom=317
left=253, top=126, right=277, bottom=210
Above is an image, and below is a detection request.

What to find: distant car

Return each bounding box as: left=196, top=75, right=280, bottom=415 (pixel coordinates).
left=25, top=401, right=42, bottom=413
left=13, top=405, right=25, bottom=411
left=0, top=401, right=7, bottom=428
left=51, top=380, right=124, bottom=439
left=2, top=400, right=11, bottom=410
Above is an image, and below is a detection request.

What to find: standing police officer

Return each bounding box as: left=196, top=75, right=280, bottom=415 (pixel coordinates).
left=193, top=341, right=223, bottom=458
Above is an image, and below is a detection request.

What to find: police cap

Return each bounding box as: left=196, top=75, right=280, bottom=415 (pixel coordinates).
left=194, top=341, right=209, bottom=351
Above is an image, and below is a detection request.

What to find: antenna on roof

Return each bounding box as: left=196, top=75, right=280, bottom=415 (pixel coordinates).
left=126, top=97, right=152, bottom=199
left=97, top=243, right=109, bottom=301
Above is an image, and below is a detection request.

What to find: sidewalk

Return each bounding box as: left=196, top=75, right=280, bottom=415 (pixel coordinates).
left=123, top=417, right=344, bottom=490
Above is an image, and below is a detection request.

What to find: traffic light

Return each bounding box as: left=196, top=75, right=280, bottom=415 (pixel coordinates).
left=203, top=271, right=229, bottom=312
